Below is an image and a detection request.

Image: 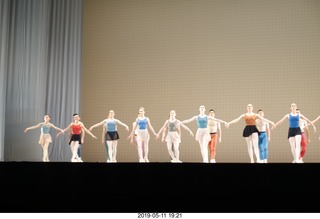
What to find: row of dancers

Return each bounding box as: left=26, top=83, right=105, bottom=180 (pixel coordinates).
left=24, top=103, right=319, bottom=163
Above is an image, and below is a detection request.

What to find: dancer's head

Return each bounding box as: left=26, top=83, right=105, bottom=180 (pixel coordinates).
left=108, top=110, right=115, bottom=118
left=290, top=103, right=297, bottom=112
left=199, top=105, right=206, bottom=114
left=138, top=107, right=145, bottom=116
left=209, top=109, right=215, bottom=117
left=73, top=113, right=80, bottom=121
left=43, top=114, right=51, bottom=122
left=170, top=110, right=176, bottom=118
left=257, top=109, right=264, bottom=117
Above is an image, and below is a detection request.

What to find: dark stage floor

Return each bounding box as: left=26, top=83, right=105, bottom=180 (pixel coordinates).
left=0, top=162, right=319, bottom=213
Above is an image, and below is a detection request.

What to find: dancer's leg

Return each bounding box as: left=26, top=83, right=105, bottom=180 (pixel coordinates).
left=208, top=133, right=217, bottom=162
left=166, top=141, right=176, bottom=162
left=136, top=140, right=144, bottom=162
left=245, top=137, right=254, bottom=163
left=112, top=140, right=118, bottom=162
left=251, top=133, right=261, bottom=162
left=172, top=141, right=181, bottom=162
left=299, top=133, right=306, bottom=161
left=42, top=142, right=49, bottom=162
left=107, top=140, right=113, bottom=162
left=289, top=137, right=296, bottom=162
left=104, top=141, right=110, bottom=162
left=199, top=138, right=209, bottom=163
left=70, top=141, right=80, bottom=162
left=144, top=140, right=149, bottom=162
left=294, top=135, right=302, bottom=163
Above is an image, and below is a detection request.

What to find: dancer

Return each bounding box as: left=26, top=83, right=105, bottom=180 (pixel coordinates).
left=57, top=113, right=97, bottom=162
left=24, top=114, right=64, bottom=162
left=128, top=107, right=157, bottom=163
left=228, top=104, right=275, bottom=163
left=255, top=109, right=271, bottom=163
left=156, top=110, right=194, bottom=163
left=89, top=110, right=129, bottom=163
left=130, top=113, right=143, bottom=161
left=207, top=109, right=222, bottom=163
left=69, top=128, right=85, bottom=162
left=296, top=108, right=310, bottom=163
left=181, top=105, right=229, bottom=163
left=273, top=103, right=315, bottom=163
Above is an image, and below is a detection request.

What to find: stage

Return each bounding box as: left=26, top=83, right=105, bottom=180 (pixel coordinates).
left=0, top=162, right=319, bottom=213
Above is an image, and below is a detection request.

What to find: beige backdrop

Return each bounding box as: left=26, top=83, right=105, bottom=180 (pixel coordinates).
left=81, top=0, right=320, bottom=163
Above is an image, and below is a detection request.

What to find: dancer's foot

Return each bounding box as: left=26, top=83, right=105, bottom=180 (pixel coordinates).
left=77, top=157, right=83, bottom=162
left=71, top=158, right=78, bottom=162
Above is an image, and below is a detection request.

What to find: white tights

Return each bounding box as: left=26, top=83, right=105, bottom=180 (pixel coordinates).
left=166, top=141, right=180, bottom=161
left=41, top=142, right=50, bottom=162
left=289, top=135, right=301, bottom=163
left=245, top=133, right=260, bottom=163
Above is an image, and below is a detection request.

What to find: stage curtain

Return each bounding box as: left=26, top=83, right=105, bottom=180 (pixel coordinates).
left=0, top=0, right=83, bottom=161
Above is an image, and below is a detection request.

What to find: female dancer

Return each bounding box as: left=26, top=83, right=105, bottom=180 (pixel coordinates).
left=24, top=114, right=64, bottom=162
left=57, top=113, right=97, bottom=162
left=89, top=110, right=129, bottom=163
left=156, top=110, right=194, bottom=163
left=69, top=128, right=85, bottom=162
left=131, top=113, right=144, bottom=162
left=181, top=105, right=229, bottom=163
left=273, top=103, right=315, bottom=163
left=255, top=109, right=271, bottom=163
left=128, top=107, right=157, bottom=163
left=228, top=104, right=275, bottom=163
